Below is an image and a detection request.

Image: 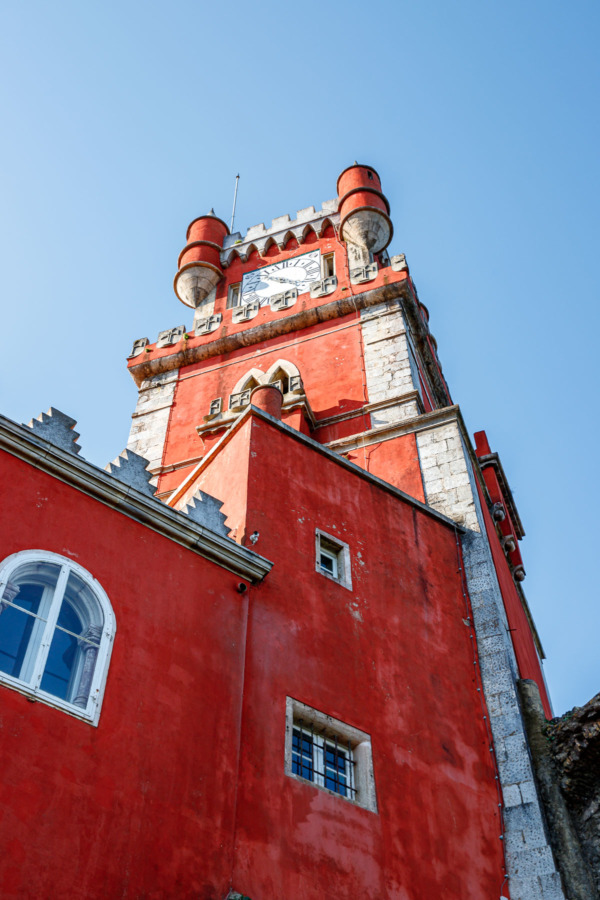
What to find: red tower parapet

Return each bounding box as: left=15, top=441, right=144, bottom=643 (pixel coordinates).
left=174, top=211, right=229, bottom=308
left=337, top=163, right=393, bottom=252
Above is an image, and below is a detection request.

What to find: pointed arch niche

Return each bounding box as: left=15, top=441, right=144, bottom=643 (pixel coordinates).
left=199, top=359, right=309, bottom=437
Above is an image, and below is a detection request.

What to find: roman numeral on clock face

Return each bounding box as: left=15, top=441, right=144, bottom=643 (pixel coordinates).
left=240, top=250, right=322, bottom=305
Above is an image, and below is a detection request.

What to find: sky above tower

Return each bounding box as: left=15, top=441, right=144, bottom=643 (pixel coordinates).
left=1, top=0, right=598, bottom=715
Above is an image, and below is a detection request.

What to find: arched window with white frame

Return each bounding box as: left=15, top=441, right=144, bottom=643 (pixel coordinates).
left=0, top=550, right=115, bottom=725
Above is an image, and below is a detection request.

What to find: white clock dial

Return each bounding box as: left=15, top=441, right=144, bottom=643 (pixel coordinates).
left=240, top=250, right=322, bottom=306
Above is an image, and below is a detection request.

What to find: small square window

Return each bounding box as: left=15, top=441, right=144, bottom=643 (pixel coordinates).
left=226, top=283, right=241, bottom=309
left=322, top=253, right=335, bottom=279
left=315, top=530, right=352, bottom=590
left=318, top=543, right=338, bottom=579
left=285, top=698, right=377, bottom=813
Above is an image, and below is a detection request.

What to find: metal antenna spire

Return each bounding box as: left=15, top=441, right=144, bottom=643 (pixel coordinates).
left=230, top=174, right=240, bottom=232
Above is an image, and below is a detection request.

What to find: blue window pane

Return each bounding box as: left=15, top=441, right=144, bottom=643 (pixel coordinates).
left=40, top=601, right=83, bottom=700
left=325, top=746, right=348, bottom=795
left=62, top=571, right=103, bottom=640
left=56, top=599, right=83, bottom=634
left=4, top=583, right=44, bottom=616
left=292, top=728, right=314, bottom=781
left=0, top=602, right=39, bottom=678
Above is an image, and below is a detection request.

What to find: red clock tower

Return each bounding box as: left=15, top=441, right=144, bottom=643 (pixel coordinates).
left=0, top=164, right=576, bottom=899
left=121, top=163, right=562, bottom=898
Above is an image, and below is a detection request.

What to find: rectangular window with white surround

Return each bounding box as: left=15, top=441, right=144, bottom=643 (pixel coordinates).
left=285, top=697, right=377, bottom=813
left=315, top=529, right=352, bottom=590
left=226, top=283, right=241, bottom=309
left=322, top=253, right=335, bottom=279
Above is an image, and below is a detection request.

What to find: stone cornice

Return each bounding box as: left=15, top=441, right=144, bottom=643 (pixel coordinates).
left=326, top=403, right=492, bottom=517
left=0, top=415, right=272, bottom=583
left=128, top=281, right=413, bottom=386
left=326, top=404, right=464, bottom=452
left=129, top=279, right=424, bottom=386
left=127, top=273, right=450, bottom=414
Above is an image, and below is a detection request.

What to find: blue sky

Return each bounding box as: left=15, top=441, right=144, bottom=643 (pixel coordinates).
left=1, top=1, right=598, bottom=714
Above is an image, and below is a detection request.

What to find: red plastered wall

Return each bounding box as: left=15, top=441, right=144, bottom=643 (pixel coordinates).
left=476, top=480, right=552, bottom=717
left=0, top=450, right=246, bottom=900
left=345, top=432, right=426, bottom=503
left=207, top=415, right=506, bottom=899
left=156, top=315, right=368, bottom=494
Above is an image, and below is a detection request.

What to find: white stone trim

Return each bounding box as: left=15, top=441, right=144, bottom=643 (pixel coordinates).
left=221, top=200, right=339, bottom=263
left=461, top=471, right=565, bottom=899
left=417, top=421, right=480, bottom=532
left=360, top=300, right=421, bottom=426
left=315, top=529, right=352, bottom=591
left=284, top=697, right=377, bottom=813
left=127, top=369, right=178, bottom=476
left=0, top=549, right=116, bottom=727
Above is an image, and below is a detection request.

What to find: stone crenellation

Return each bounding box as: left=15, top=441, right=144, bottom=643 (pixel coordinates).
left=221, top=199, right=339, bottom=264
left=21, top=407, right=234, bottom=537
left=25, top=408, right=82, bottom=456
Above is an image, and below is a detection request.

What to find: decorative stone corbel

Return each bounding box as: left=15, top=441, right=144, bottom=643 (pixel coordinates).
left=501, top=535, right=517, bottom=554
left=128, top=337, right=149, bottom=358
left=310, top=276, right=338, bottom=299
left=350, top=262, right=378, bottom=285
left=232, top=302, right=259, bottom=324
left=194, top=314, right=222, bottom=336
left=512, top=564, right=526, bottom=582
left=491, top=501, right=506, bottom=522
left=229, top=389, right=252, bottom=412
left=390, top=253, right=408, bottom=272
left=270, top=289, right=297, bottom=311
left=156, top=326, right=186, bottom=348
left=205, top=398, right=222, bottom=419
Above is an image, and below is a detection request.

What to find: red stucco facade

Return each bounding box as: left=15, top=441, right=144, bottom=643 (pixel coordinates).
left=0, top=163, right=558, bottom=898
left=0, top=410, right=507, bottom=899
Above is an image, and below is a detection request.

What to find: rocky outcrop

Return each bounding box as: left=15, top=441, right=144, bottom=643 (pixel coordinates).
left=546, top=693, right=600, bottom=895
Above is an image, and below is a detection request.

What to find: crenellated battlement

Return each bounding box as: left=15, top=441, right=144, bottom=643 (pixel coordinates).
left=221, top=199, right=339, bottom=265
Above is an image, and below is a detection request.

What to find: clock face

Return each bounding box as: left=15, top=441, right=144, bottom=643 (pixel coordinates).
left=240, top=250, right=322, bottom=306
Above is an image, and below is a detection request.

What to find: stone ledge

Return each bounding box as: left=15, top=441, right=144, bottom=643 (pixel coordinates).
left=0, top=414, right=272, bottom=583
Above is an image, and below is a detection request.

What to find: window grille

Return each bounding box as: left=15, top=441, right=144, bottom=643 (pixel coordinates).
left=285, top=697, right=377, bottom=812
left=292, top=719, right=356, bottom=799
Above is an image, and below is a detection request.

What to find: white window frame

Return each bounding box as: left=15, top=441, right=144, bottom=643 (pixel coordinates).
left=285, top=697, right=378, bottom=813
left=0, top=550, right=116, bottom=726
left=315, top=529, right=352, bottom=591
left=322, top=252, right=336, bottom=279
left=226, top=282, right=241, bottom=309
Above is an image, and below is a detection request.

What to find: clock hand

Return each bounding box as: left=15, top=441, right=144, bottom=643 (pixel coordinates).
left=262, top=274, right=300, bottom=285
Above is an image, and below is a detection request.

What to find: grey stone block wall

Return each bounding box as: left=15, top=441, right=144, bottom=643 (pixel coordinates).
left=360, top=300, right=422, bottom=426
left=416, top=420, right=480, bottom=531
left=461, top=476, right=565, bottom=900
left=126, top=369, right=179, bottom=478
